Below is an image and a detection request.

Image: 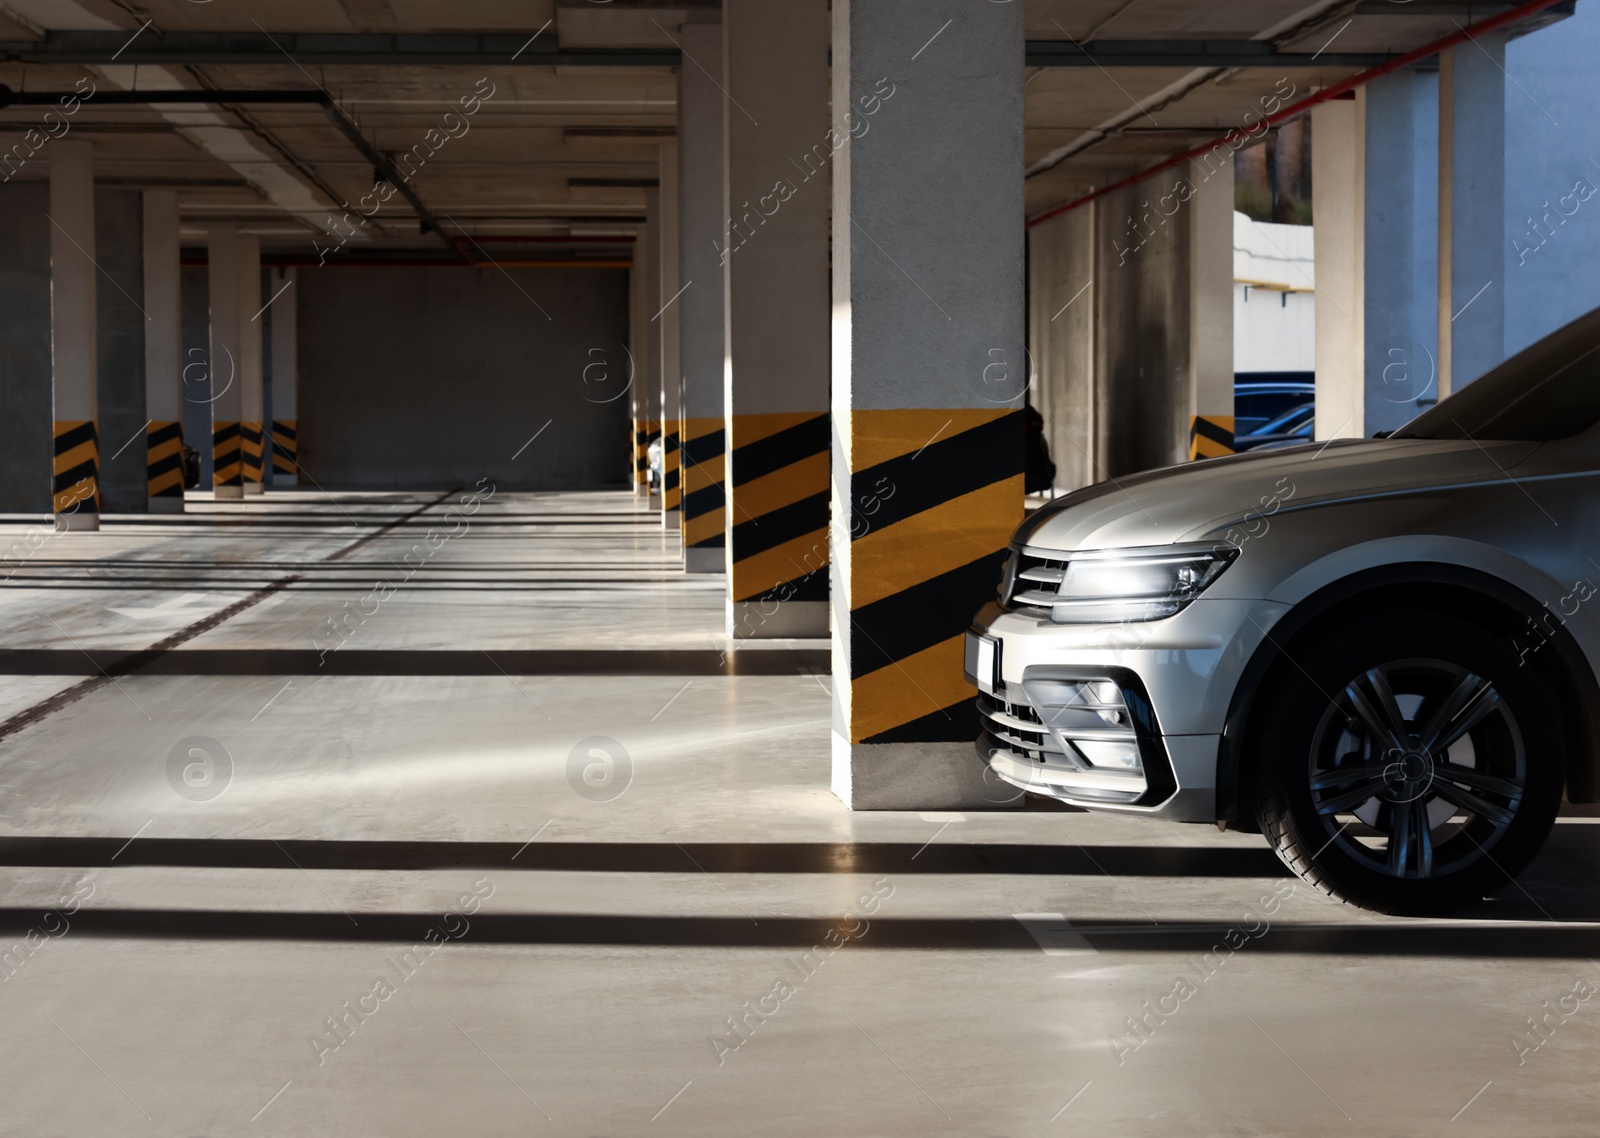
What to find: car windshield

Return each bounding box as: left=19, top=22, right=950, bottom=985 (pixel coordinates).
left=1396, top=307, right=1600, bottom=441
left=1253, top=402, right=1314, bottom=435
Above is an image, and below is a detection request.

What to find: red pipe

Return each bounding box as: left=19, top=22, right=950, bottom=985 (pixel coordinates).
left=1025, top=0, right=1564, bottom=228
left=448, top=234, right=635, bottom=244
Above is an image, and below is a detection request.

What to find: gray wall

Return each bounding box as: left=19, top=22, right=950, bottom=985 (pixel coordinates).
left=96, top=189, right=146, bottom=512
left=0, top=184, right=52, bottom=513
left=296, top=266, right=630, bottom=489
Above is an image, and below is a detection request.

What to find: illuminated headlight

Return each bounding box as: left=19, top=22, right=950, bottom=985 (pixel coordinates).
left=1050, top=545, right=1237, bottom=624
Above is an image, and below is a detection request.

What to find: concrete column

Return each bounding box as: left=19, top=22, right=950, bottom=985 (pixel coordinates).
left=269, top=267, right=299, bottom=485
left=143, top=191, right=184, bottom=512
left=237, top=234, right=265, bottom=493
left=208, top=225, right=244, bottom=498
left=630, top=193, right=656, bottom=505
left=1187, top=161, right=1235, bottom=457
left=1026, top=200, right=1098, bottom=493
left=1441, top=38, right=1506, bottom=392
left=721, top=0, right=831, bottom=638
left=95, top=189, right=147, bottom=514
left=629, top=234, right=650, bottom=495
left=1364, top=69, right=1439, bottom=435
left=831, top=0, right=1025, bottom=808
left=659, top=140, right=683, bottom=537
left=0, top=184, right=52, bottom=514
left=1311, top=95, right=1365, bottom=441
left=677, top=21, right=727, bottom=574
left=49, top=140, right=99, bottom=529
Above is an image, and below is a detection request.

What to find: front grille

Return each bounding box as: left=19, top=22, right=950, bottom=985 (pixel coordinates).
left=976, top=690, right=1067, bottom=763
left=1005, top=548, right=1067, bottom=615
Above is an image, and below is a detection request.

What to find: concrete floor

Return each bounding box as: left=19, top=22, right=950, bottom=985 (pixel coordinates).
left=1, top=489, right=1597, bottom=1137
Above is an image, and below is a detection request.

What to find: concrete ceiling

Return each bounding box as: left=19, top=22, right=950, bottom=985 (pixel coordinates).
left=0, top=0, right=1569, bottom=256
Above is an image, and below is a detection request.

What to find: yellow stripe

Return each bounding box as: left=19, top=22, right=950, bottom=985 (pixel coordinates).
left=850, top=634, right=971, bottom=744
left=731, top=527, right=829, bottom=601
left=726, top=410, right=820, bottom=449
left=1188, top=414, right=1235, bottom=460
left=147, top=437, right=183, bottom=463
left=147, top=468, right=184, bottom=495
left=850, top=475, right=1022, bottom=609
left=684, top=511, right=725, bottom=547
left=53, top=440, right=98, bottom=476
left=729, top=449, right=829, bottom=520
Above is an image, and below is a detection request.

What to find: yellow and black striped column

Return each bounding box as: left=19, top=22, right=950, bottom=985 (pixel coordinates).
left=661, top=424, right=681, bottom=519
left=727, top=412, right=829, bottom=636
left=271, top=420, right=298, bottom=480
left=52, top=420, right=100, bottom=526
left=213, top=421, right=243, bottom=492
left=680, top=416, right=725, bottom=571
left=241, top=420, right=265, bottom=488
left=842, top=408, right=1022, bottom=745
left=1188, top=414, right=1235, bottom=460
left=145, top=421, right=184, bottom=510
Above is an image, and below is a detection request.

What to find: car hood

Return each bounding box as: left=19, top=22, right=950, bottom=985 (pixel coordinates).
left=1016, top=437, right=1542, bottom=551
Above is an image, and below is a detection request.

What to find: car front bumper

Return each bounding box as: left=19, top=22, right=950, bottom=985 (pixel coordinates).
left=965, top=595, right=1291, bottom=823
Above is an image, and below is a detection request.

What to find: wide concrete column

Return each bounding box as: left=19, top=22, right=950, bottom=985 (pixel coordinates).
left=1439, top=37, right=1506, bottom=394
left=237, top=234, right=265, bottom=493
left=1187, top=161, right=1235, bottom=457
left=629, top=231, right=651, bottom=496
left=831, top=0, right=1025, bottom=809
left=49, top=140, right=99, bottom=529
left=659, top=140, right=683, bottom=537
left=722, top=0, right=831, bottom=638
left=1364, top=68, right=1439, bottom=435
left=1026, top=200, right=1098, bottom=493
left=143, top=191, right=185, bottom=512
left=207, top=225, right=244, bottom=499
left=1311, top=95, right=1365, bottom=442
left=269, top=267, right=299, bottom=485
left=677, top=20, right=727, bottom=574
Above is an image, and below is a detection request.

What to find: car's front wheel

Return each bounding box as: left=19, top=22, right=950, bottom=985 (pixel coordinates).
left=1250, top=604, right=1564, bottom=915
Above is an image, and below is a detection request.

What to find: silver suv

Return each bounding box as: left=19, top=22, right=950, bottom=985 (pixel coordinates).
left=969, top=307, right=1600, bottom=914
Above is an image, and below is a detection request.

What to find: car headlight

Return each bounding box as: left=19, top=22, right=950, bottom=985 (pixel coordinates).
left=1014, top=544, right=1237, bottom=623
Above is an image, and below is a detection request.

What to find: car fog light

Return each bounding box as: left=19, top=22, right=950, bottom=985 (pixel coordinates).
left=1072, top=739, right=1143, bottom=771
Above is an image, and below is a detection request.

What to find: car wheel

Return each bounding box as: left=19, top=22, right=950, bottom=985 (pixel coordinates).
left=1250, top=604, right=1564, bottom=915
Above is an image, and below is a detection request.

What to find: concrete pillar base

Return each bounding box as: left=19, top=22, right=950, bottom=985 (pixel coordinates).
left=243, top=482, right=264, bottom=495
left=729, top=600, right=828, bottom=639
left=648, top=494, right=662, bottom=510
left=273, top=473, right=299, bottom=486
left=215, top=485, right=244, bottom=500
left=684, top=548, right=724, bottom=574
left=147, top=497, right=184, bottom=514
left=54, top=512, right=99, bottom=532
left=831, top=736, right=1023, bottom=811
left=663, top=508, right=680, bottom=531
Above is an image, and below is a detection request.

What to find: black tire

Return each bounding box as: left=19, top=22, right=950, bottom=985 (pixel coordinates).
left=1250, top=602, right=1564, bottom=915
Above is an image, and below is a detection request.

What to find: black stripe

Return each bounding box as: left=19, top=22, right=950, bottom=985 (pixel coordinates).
left=52, top=462, right=97, bottom=493
left=688, top=533, right=725, bottom=548
left=747, top=565, right=828, bottom=604
left=212, top=423, right=241, bottom=444
left=731, top=413, right=829, bottom=486
left=665, top=433, right=679, bottom=454
left=682, top=482, right=725, bottom=520
left=53, top=421, right=97, bottom=453
left=849, top=551, right=1007, bottom=679
left=147, top=422, right=182, bottom=447
left=272, top=421, right=298, bottom=442
left=146, top=453, right=183, bottom=477
left=0, top=836, right=1284, bottom=877
left=862, top=697, right=980, bottom=745
left=241, top=425, right=263, bottom=444
left=851, top=411, right=1023, bottom=539
left=679, top=427, right=725, bottom=465
left=664, top=468, right=679, bottom=492
left=730, top=490, right=828, bottom=561
left=1191, top=417, right=1234, bottom=448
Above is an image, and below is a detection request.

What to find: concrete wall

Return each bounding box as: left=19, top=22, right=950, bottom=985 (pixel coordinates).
left=1027, top=201, right=1097, bottom=491
left=0, top=184, right=51, bottom=513
left=1504, top=2, right=1600, bottom=356
left=95, top=189, right=147, bottom=512
left=296, top=267, right=630, bottom=489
